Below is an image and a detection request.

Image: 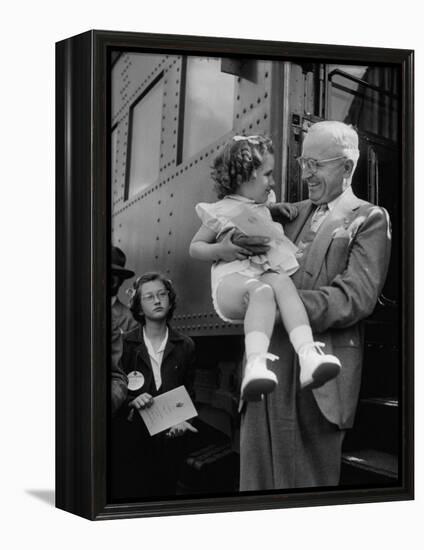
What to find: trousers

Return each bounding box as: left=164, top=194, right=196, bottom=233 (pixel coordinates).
left=240, top=335, right=345, bottom=490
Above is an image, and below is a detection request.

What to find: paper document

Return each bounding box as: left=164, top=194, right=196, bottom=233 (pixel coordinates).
left=230, top=209, right=283, bottom=241
left=138, top=386, right=198, bottom=436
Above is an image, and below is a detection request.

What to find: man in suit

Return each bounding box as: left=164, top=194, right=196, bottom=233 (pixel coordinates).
left=239, top=121, right=392, bottom=490
left=111, top=246, right=137, bottom=415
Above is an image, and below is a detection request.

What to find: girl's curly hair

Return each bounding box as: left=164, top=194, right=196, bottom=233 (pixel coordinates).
left=211, top=135, right=274, bottom=199
left=128, top=271, right=177, bottom=324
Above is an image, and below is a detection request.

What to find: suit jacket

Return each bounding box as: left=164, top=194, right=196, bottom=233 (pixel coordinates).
left=110, top=299, right=138, bottom=415
left=111, top=324, right=196, bottom=499
left=119, top=324, right=196, bottom=402
left=279, top=188, right=391, bottom=428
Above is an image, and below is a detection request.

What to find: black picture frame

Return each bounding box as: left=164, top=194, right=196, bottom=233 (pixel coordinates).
left=55, top=30, right=414, bottom=521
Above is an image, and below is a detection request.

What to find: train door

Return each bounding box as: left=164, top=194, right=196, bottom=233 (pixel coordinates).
left=286, top=63, right=400, bottom=485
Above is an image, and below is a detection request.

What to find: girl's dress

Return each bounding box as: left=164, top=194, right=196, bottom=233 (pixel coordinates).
left=195, top=194, right=299, bottom=323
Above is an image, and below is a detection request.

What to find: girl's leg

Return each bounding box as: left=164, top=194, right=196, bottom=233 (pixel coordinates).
left=216, top=273, right=278, bottom=400
left=261, top=271, right=341, bottom=389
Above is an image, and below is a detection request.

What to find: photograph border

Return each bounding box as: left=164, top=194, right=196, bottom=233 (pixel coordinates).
left=55, top=30, right=414, bottom=520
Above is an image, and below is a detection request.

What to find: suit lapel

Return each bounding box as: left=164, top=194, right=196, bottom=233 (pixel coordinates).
left=301, top=190, right=364, bottom=289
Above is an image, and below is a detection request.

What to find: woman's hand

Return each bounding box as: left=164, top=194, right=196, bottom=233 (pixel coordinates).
left=129, top=392, right=154, bottom=410
left=166, top=421, right=199, bottom=438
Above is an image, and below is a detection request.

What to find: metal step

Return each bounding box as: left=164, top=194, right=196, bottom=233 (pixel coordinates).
left=343, top=396, right=399, bottom=455
left=341, top=449, right=398, bottom=485
left=361, top=397, right=398, bottom=407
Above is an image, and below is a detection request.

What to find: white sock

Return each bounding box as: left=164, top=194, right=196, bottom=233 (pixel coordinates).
left=289, top=325, right=313, bottom=353
left=245, top=331, right=269, bottom=359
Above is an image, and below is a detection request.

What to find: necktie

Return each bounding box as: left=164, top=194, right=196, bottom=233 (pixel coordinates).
left=296, top=204, right=329, bottom=259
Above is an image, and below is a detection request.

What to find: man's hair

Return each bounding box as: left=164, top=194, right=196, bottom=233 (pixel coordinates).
left=307, top=121, right=360, bottom=182
left=129, top=271, right=177, bottom=324
left=211, top=135, right=274, bottom=199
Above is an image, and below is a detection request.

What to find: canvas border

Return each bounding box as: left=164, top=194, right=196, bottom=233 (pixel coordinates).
left=55, top=30, right=414, bottom=520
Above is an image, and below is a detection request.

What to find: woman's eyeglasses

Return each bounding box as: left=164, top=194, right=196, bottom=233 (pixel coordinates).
left=141, top=290, right=169, bottom=303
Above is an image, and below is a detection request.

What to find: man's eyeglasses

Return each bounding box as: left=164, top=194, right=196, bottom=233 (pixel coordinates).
left=141, top=290, right=169, bottom=303
left=296, top=156, right=346, bottom=173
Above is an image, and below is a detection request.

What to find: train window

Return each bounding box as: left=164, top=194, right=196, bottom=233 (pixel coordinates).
left=180, top=57, right=236, bottom=161
left=126, top=74, right=164, bottom=199
left=327, top=65, right=399, bottom=141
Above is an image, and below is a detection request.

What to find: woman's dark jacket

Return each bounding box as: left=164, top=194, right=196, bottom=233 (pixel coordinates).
left=110, top=324, right=196, bottom=501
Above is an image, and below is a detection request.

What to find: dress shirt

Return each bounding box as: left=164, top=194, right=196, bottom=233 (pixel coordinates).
left=143, top=327, right=169, bottom=391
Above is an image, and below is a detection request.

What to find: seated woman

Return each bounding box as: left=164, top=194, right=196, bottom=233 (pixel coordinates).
left=110, top=272, right=197, bottom=501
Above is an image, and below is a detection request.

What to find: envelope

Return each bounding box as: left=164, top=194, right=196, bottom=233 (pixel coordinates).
left=138, top=385, right=198, bottom=436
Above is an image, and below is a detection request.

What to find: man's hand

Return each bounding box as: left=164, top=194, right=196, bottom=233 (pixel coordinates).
left=217, top=228, right=257, bottom=261
left=231, top=230, right=271, bottom=255
left=269, top=202, right=298, bottom=221
left=166, top=421, right=199, bottom=438
left=129, top=392, right=154, bottom=410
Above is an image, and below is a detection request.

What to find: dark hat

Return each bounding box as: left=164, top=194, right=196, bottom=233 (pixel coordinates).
left=111, top=246, right=135, bottom=279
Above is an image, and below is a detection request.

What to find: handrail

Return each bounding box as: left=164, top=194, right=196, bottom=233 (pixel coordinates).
left=328, top=69, right=399, bottom=99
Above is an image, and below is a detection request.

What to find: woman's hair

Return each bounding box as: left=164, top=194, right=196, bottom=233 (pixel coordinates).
left=211, top=135, right=274, bottom=199
left=128, top=271, right=177, bottom=324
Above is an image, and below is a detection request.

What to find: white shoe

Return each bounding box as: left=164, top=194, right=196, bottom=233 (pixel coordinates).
left=241, top=353, right=278, bottom=401
left=298, top=342, right=341, bottom=390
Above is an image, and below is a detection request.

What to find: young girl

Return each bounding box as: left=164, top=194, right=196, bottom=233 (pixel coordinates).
left=189, top=135, right=341, bottom=401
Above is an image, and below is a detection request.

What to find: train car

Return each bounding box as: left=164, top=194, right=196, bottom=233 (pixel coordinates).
left=111, top=52, right=400, bottom=493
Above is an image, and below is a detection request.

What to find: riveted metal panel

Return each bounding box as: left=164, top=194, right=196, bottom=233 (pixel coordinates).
left=234, top=60, right=272, bottom=137
left=112, top=52, right=170, bottom=125
left=112, top=55, right=274, bottom=336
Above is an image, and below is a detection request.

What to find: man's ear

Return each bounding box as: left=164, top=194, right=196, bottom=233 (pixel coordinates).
left=343, top=158, right=354, bottom=178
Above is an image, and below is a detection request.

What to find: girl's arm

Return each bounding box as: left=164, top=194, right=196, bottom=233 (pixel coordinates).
left=190, top=225, right=253, bottom=262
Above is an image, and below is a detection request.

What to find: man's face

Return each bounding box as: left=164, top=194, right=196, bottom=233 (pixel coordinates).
left=301, top=133, right=352, bottom=205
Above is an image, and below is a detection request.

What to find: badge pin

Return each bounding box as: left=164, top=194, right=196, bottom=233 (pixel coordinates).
left=127, top=370, right=145, bottom=391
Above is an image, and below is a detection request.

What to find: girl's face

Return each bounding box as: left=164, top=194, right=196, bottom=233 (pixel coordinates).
left=138, top=279, right=171, bottom=322
left=238, top=152, right=275, bottom=203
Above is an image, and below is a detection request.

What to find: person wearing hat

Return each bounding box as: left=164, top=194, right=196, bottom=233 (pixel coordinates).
left=111, top=246, right=137, bottom=415
left=111, top=246, right=137, bottom=335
